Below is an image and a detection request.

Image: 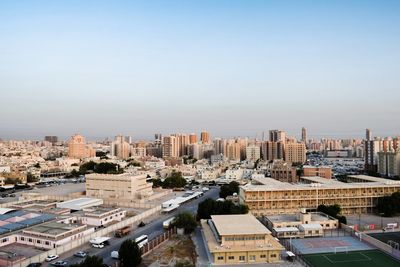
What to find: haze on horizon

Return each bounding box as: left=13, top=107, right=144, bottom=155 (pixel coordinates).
left=1, top=1, right=399, bottom=141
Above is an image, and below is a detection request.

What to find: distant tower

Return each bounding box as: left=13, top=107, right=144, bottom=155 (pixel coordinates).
left=301, top=127, right=307, bottom=143
left=189, top=133, right=197, bottom=144
left=366, top=129, right=372, bottom=141
left=201, top=131, right=210, bottom=144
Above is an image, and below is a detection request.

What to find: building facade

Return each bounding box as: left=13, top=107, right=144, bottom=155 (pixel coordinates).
left=201, top=214, right=284, bottom=265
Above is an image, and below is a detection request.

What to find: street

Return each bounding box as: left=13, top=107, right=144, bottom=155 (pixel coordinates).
left=42, top=187, right=220, bottom=266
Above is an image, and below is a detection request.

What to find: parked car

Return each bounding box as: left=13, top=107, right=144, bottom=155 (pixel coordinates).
left=92, top=243, right=104, bottom=249
left=27, top=263, right=41, bottom=267
left=138, top=221, right=146, bottom=227
left=54, top=260, right=68, bottom=266
left=45, top=255, right=59, bottom=262
left=73, top=251, right=87, bottom=258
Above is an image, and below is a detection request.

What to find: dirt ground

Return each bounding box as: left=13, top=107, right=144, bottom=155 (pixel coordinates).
left=140, top=235, right=197, bottom=267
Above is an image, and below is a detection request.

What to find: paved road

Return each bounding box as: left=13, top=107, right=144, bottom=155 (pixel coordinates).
left=43, top=187, right=220, bottom=266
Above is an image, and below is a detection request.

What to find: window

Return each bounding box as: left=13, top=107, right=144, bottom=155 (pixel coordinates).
left=271, top=254, right=277, bottom=258
left=28, top=238, right=33, bottom=243
left=217, top=256, right=224, bottom=260
left=308, top=231, right=312, bottom=234
left=239, top=256, right=245, bottom=262
left=228, top=256, right=235, bottom=260
left=20, top=237, right=25, bottom=241
left=45, top=241, right=50, bottom=245
left=249, top=255, right=256, bottom=261
left=37, top=240, right=41, bottom=244
left=260, top=255, right=266, bottom=258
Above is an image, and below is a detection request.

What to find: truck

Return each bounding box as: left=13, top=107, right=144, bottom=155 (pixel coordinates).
left=115, top=226, right=131, bottom=238
left=163, top=217, right=175, bottom=229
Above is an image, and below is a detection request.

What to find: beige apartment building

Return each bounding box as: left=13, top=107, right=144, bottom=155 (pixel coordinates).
left=240, top=175, right=400, bottom=215
left=225, top=142, right=241, bottom=161
left=285, top=143, right=306, bottom=164
left=201, top=214, right=284, bottom=265
left=303, top=166, right=332, bottom=179
left=162, top=136, right=179, bottom=158
left=68, top=134, right=95, bottom=159
left=86, top=173, right=153, bottom=200
left=270, top=160, right=298, bottom=183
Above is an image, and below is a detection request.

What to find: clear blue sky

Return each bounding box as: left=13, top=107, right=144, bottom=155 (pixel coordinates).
left=1, top=0, right=399, bottom=140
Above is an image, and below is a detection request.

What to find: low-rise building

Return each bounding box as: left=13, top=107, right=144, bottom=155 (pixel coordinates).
left=201, top=214, right=284, bottom=265
left=262, top=210, right=338, bottom=239
left=79, top=206, right=126, bottom=227
left=86, top=173, right=153, bottom=200
left=240, top=175, right=400, bottom=215
left=270, top=160, right=297, bottom=183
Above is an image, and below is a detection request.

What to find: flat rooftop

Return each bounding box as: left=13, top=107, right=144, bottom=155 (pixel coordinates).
left=83, top=206, right=120, bottom=215
left=211, top=214, right=271, bottom=236
left=244, top=175, right=400, bottom=191
left=23, top=221, right=85, bottom=236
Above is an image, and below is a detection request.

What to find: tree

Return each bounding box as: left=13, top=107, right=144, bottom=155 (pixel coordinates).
left=27, top=172, right=38, bottom=183
left=173, top=212, right=197, bottom=234
left=119, top=239, right=142, bottom=267
left=175, top=260, right=195, bottom=267
left=317, top=204, right=347, bottom=225
left=162, top=171, right=187, bottom=189
left=70, top=256, right=103, bottom=267
left=197, top=198, right=249, bottom=220
left=377, top=193, right=400, bottom=217
left=219, top=181, right=239, bottom=198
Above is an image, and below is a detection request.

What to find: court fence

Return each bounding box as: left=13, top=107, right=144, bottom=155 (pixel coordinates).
left=341, top=223, right=400, bottom=260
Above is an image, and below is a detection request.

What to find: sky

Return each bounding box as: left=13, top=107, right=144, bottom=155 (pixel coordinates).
left=0, top=0, right=399, bottom=141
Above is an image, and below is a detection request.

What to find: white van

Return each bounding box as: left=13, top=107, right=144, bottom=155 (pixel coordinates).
left=111, top=251, right=119, bottom=259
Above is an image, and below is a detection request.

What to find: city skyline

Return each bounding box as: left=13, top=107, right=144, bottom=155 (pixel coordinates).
left=1, top=1, right=400, bottom=139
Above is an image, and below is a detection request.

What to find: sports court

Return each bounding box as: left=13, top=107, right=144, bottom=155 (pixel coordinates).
left=302, top=249, right=400, bottom=267
left=290, top=236, right=372, bottom=255
left=368, top=231, right=400, bottom=246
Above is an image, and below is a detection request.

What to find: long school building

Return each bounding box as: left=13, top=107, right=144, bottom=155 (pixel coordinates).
left=240, top=175, right=400, bottom=216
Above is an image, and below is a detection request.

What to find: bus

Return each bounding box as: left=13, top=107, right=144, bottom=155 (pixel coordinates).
left=135, top=235, right=148, bottom=248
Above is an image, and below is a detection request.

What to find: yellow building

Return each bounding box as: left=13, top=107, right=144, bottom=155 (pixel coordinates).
left=68, top=134, right=95, bottom=159
left=201, top=214, right=284, bottom=265
left=86, top=173, right=153, bottom=200
left=303, top=166, right=332, bottom=179
left=240, top=175, right=400, bottom=215
left=285, top=143, right=306, bottom=164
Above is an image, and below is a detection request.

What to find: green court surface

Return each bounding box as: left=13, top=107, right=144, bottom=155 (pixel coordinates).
left=302, top=250, right=400, bottom=267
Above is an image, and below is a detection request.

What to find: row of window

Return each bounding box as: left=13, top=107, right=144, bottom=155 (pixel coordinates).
left=224, top=236, right=264, bottom=241
left=217, top=254, right=276, bottom=261
left=20, top=237, right=51, bottom=246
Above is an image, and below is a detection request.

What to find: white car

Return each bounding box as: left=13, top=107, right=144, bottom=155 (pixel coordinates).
left=202, top=187, right=210, bottom=192
left=45, top=254, right=59, bottom=262
left=92, top=243, right=104, bottom=248
left=111, top=251, right=119, bottom=259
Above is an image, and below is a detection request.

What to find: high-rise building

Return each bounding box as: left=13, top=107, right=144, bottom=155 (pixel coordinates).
left=111, top=135, right=130, bottom=159
left=285, top=143, right=306, bottom=164
left=301, top=127, right=307, bottom=143
left=269, top=130, right=286, bottom=143
left=213, top=138, right=225, bottom=155
left=246, top=145, right=261, bottom=161
left=366, top=129, right=372, bottom=141
left=377, top=150, right=400, bottom=177
left=155, top=133, right=162, bottom=141
left=261, top=141, right=285, bottom=161
left=224, top=140, right=241, bottom=161
left=189, top=133, right=197, bottom=144
left=68, top=134, right=95, bottom=159
left=162, top=136, right=179, bottom=158
left=44, top=136, right=58, bottom=145
left=201, top=131, right=210, bottom=144
left=173, top=133, right=189, bottom=157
